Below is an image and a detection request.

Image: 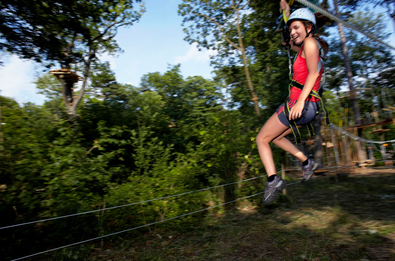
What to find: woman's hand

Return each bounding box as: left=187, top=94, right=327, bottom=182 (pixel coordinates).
left=288, top=101, right=304, bottom=121
left=279, top=0, right=291, bottom=18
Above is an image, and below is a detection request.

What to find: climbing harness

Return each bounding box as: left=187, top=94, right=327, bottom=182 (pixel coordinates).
left=284, top=41, right=330, bottom=143
left=281, top=8, right=330, bottom=143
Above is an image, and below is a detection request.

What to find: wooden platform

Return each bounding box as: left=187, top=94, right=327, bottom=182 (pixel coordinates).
left=50, top=69, right=81, bottom=83
left=345, top=118, right=393, bottom=131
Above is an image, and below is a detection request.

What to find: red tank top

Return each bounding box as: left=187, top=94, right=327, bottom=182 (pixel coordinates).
left=289, top=45, right=323, bottom=102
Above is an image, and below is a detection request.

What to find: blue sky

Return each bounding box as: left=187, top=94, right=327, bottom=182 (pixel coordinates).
left=110, top=0, right=216, bottom=86
left=0, top=0, right=394, bottom=105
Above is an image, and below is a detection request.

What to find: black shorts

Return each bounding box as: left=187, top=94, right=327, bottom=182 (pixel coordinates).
left=276, top=99, right=319, bottom=127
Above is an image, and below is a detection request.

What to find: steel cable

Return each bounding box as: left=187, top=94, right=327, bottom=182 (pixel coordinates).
left=294, top=0, right=395, bottom=51
left=1, top=173, right=276, bottom=230
left=10, top=174, right=324, bottom=261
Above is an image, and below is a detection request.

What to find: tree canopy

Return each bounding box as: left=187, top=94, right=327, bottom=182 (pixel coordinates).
left=0, top=0, right=145, bottom=67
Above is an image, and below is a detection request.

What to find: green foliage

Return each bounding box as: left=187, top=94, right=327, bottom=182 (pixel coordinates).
left=179, top=0, right=239, bottom=50
left=0, top=65, right=261, bottom=259
left=179, top=0, right=265, bottom=116
left=0, top=0, right=145, bottom=67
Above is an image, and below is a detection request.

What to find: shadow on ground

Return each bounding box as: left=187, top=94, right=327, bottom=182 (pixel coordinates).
left=72, top=169, right=395, bottom=260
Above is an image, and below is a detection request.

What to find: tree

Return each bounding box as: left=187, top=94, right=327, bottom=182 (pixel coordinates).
left=1, top=0, right=89, bottom=63
left=90, top=61, right=131, bottom=102
left=214, top=0, right=291, bottom=117
left=333, top=0, right=361, bottom=126
left=140, top=64, right=224, bottom=150
left=179, top=0, right=261, bottom=116
left=326, top=9, right=395, bottom=118
left=339, top=0, right=395, bottom=33
left=325, top=8, right=395, bottom=162
left=0, top=0, right=145, bottom=116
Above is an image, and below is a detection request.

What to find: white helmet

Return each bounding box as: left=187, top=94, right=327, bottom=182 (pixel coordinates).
left=287, top=8, right=316, bottom=27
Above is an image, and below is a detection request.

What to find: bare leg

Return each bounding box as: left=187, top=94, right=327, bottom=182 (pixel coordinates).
left=272, top=129, right=308, bottom=162
left=256, top=113, right=307, bottom=177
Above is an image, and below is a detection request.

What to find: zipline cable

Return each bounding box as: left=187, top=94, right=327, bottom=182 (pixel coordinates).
left=330, top=123, right=395, bottom=144
left=10, top=175, right=325, bottom=261
left=2, top=172, right=294, bottom=230
left=294, top=0, right=395, bottom=51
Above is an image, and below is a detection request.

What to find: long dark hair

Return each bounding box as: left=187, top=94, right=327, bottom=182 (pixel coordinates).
left=302, top=21, right=329, bottom=56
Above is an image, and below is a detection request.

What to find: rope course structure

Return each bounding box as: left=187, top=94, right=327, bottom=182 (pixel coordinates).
left=330, top=124, right=395, bottom=144
left=325, top=123, right=395, bottom=168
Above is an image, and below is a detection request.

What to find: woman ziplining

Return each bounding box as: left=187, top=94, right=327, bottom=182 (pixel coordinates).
left=257, top=0, right=329, bottom=205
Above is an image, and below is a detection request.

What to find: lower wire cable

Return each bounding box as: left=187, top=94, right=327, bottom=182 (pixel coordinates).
left=11, top=173, right=326, bottom=261
left=1, top=174, right=271, bottom=231
left=11, top=191, right=264, bottom=261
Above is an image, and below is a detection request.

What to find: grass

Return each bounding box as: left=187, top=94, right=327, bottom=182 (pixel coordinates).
left=82, top=168, right=395, bottom=260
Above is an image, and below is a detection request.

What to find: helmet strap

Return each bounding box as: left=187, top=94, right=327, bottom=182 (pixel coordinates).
left=306, top=25, right=315, bottom=38
left=293, top=27, right=312, bottom=47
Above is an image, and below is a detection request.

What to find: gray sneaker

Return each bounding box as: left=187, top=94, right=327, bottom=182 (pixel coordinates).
left=302, top=158, right=319, bottom=183
left=262, top=176, right=287, bottom=205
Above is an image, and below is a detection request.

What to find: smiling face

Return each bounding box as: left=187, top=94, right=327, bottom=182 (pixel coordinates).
left=288, top=20, right=312, bottom=45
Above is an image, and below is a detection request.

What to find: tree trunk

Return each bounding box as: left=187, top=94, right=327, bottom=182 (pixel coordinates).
left=0, top=99, right=4, bottom=157
left=219, top=152, right=238, bottom=212
left=235, top=8, right=260, bottom=116
left=64, top=50, right=94, bottom=117
left=333, top=0, right=360, bottom=125
left=59, top=78, right=74, bottom=116
left=334, top=0, right=364, bottom=163
left=314, top=113, right=323, bottom=167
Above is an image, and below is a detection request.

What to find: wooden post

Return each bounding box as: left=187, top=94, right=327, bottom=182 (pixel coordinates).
left=314, top=113, right=323, bottom=167
left=380, top=144, right=386, bottom=163
left=334, top=127, right=342, bottom=165
left=342, top=135, right=350, bottom=164
left=355, top=132, right=365, bottom=165
left=352, top=139, right=359, bottom=164
left=381, top=133, right=393, bottom=166
left=330, top=125, right=340, bottom=166
left=367, top=144, right=374, bottom=161
left=281, top=164, right=286, bottom=195
left=339, top=134, right=345, bottom=164
left=323, top=129, right=331, bottom=166
left=360, top=140, right=367, bottom=163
